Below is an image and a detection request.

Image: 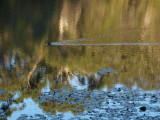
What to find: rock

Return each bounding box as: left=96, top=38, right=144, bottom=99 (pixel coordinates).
left=108, top=95, right=113, bottom=98
left=35, top=86, right=160, bottom=119
left=1, top=103, right=8, bottom=110
left=47, top=43, right=51, bottom=45
left=140, top=106, right=146, bottom=111
left=118, top=88, right=121, bottom=91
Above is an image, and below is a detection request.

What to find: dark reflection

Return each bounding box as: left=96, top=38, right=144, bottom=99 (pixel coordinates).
left=0, top=0, right=60, bottom=55
left=0, top=0, right=160, bottom=119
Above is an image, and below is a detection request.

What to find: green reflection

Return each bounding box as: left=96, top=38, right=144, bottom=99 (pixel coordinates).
left=0, top=0, right=160, bottom=92
left=0, top=0, right=160, bottom=118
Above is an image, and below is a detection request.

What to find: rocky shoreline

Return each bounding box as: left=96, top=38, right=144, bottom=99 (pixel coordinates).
left=0, top=90, right=12, bottom=120
left=1, top=85, right=160, bottom=120
left=37, top=86, right=160, bottom=120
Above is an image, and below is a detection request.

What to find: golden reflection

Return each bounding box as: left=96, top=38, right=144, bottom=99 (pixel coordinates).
left=0, top=0, right=160, bottom=96
left=58, top=0, right=82, bottom=41
left=1, top=1, right=160, bottom=118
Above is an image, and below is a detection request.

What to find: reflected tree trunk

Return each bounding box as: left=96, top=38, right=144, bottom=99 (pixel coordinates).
left=27, top=43, right=43, bottom=88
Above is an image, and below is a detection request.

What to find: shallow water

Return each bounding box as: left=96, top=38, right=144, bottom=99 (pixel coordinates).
left=0, top=0, right=160, bottom=119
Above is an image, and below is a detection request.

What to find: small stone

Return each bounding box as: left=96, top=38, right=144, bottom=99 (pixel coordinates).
left=108, top=95, right=113, bottom=98
left=118, top=88, right=121, bottom=91
left=1, top=103, right=8, bottom=110
left=140, top=106, right=146, bottom=111
left=152, top=95, right=156, bottom=98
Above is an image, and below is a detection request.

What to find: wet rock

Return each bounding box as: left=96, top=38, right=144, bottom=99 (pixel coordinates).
left=118, top=88, right=121, bottom=92
left=1, top=103, right=9, bottom=110
left=108, top=95, right=113, bottom=98
left=34, top=86, right=160, bottom=119
left=140, top=106, right=146, bottom=111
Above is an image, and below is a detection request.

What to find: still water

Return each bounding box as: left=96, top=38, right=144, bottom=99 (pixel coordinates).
left=0, top=0, right=160, bottom=119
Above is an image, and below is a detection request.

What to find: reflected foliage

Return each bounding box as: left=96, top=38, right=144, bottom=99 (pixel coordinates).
left=0, top=0, right=160, bottom=117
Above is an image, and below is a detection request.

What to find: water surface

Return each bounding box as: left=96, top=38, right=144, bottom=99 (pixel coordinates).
left=0, top=0, right=160, bottom=119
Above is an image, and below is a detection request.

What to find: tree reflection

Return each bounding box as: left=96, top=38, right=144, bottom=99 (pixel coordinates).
left=0, top=0, right=160, bottom=92
left=0, top=0, right=160, bottom=118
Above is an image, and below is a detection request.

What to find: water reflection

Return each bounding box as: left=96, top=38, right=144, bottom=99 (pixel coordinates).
left=0, top=0, right=160, bottom=119
left=8, top=98, right=45, bottom=120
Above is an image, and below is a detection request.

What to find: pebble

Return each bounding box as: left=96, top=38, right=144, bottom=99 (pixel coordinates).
left=2, top=85, right=159, bottom=120
left=140, top=106, right=147, bottom=111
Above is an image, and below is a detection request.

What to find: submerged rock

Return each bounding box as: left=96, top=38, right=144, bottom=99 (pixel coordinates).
left=15, top=85, right=160, bottom=120
left=140, top=106, right=147, bottom=111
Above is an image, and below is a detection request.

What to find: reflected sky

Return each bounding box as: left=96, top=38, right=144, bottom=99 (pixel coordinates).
left=8, top=98, right=45, bottom=120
